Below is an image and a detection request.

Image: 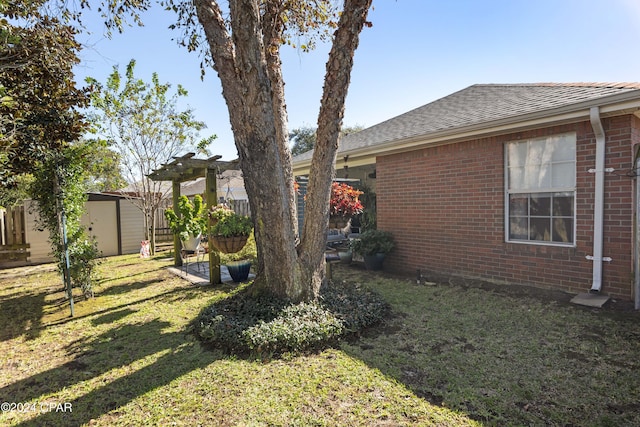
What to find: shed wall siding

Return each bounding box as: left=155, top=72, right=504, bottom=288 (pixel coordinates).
left=21, top=197, right=145, bottom=264
left=119, top=200, right=145, bottom=254
left=377, top=116, right=638, bottom=300
left=23, top=201, right=53, bottom=264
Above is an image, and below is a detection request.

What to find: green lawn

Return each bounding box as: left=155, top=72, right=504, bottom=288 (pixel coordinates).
left=1, top=254, right=639, bottom=426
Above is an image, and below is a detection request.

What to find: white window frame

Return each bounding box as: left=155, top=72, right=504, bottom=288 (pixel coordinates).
left=504, top=133, right=577, bottom=247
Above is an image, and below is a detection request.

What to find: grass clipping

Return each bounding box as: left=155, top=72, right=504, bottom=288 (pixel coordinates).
left=194, top=281, right=390, bottom=356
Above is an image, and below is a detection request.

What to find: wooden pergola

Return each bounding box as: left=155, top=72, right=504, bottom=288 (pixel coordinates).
left=148, top=153, right=238, bottom=284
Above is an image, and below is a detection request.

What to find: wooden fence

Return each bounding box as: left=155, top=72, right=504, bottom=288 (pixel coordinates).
left=0, top=205, right=30, bottom=265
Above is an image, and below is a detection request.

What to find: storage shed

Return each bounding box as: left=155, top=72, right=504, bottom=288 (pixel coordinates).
left=25, top=193, right=145, bottom=264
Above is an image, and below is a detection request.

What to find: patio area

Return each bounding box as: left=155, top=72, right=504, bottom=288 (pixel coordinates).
left=165, top=256, right=255, bottom=286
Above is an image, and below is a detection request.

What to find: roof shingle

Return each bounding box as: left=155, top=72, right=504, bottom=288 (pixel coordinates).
left=293, top=83, right=640, bottom=162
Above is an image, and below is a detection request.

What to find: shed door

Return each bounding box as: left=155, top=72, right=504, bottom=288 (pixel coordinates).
left=82, top=201, right=118, bottom=257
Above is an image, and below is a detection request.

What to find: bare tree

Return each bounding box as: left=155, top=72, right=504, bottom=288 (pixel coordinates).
left=86, top=59, right=209, bottom=251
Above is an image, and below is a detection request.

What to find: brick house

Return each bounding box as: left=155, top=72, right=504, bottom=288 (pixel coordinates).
left=293, top=83, right=640, bottom=304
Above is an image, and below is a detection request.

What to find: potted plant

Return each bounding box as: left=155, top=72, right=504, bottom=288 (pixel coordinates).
left=209, top=204, right=253, bottom=254
left=337, top=245, right=353, bottom=264
left=350, top=229, right=395, bottom=271
left=164, top=195, right=207, bottom=251
left=220, top=231, right=257, bottom=282
left=329, top=182, right=364, bottom=229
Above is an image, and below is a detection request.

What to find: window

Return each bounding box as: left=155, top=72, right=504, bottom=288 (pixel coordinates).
left=505, top=133, right=576, bottom=245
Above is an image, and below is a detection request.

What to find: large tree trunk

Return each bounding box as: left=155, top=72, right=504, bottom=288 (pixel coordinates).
left=299, top=0, right=373, bottom=295
left=194, top=0, right=372, bottom=302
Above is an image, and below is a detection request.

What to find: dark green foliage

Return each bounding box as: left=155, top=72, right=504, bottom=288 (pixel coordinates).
left=67, top=236, right=101, bottom=298
left=211, top=213, right=253, bottom=238
left=194, top=282, right=390, bottom=356
left=0, top=14, right=90, bottom=185
left=355, top=182, right=376, bottom=232
left=289, top=125, right=365, bottom=156
left=29, top=145, right=100, bottom=298
left=243, top=303, right=344, bottom=354
left=209, top=204, right=253, bottom=237
left=196, top=290, right=288, bottom=354
left=350, top=229, right=394, bottom=256
left=289, top=126, right=317, bottom=156
left=320, top=282, right=390, bottom=332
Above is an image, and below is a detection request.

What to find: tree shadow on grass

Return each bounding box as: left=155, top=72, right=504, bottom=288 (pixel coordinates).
left=95, top=268, right=169, bottom=288
left=334, top=265, right=640, bottom=426
left=0, top=290, right=46, bottom=341
left=90, top=307, right=137, bottom=325
left=98, top=277, right=166, bottom=297
left=42, top=281, right=220, bottom=329
left=4, top=317, right=220, bottom=426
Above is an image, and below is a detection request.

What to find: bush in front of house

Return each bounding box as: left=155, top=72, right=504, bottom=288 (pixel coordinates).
left=194, top=282, right=390, bottom=356
left=243, top=303, right=344, bottom=354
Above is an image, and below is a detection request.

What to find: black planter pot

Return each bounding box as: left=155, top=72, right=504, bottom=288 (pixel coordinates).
left=363, top=253, right=386, bottom=271
left=338, top=250, right=353, bottom=264
left=226, top=260, right=251, bottom=282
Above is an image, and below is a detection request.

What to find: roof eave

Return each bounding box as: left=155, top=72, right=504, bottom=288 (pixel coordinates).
left=292, top=89, right=640, bottom=175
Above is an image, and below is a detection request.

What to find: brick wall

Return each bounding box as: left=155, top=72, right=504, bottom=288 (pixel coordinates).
left=377, top=115, right=639, bottom=300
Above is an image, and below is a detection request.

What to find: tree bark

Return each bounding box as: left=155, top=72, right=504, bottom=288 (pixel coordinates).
left=300, top=0, right=373, bottom=295
left=194, top=0, right=372, bottom=302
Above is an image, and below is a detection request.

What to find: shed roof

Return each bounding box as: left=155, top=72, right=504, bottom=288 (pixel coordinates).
left=293, top=83, right=640, bottom=169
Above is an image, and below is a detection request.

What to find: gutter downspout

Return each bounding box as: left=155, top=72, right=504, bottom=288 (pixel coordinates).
left=589, top=106, right=607, bottom=292
left=636, top=152, right=640, bottom=309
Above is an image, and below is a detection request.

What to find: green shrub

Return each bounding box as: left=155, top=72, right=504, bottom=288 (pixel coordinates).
left=67, top=234, right=101, bottom=298
left=164, top=195, right=207, bottom=241
left=209, top=203, right=253, bottom=237
left=243, top=303, right=343, bottom=354
left=220, top=232, right=257, bottom=264
left=196, top=290, right=287, bottom=353
left=194, top=282, right=390, bottom=357
left=350, top=229, right=394, bottom=256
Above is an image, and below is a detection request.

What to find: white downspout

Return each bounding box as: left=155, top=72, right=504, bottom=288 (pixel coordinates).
left=636, top=154, right=640, bottom=309
left=589, top=106, right=607, bottom=292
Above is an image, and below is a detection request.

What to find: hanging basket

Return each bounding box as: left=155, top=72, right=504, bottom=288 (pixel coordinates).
left=329, top=215, right=351, bottom=230
left=211, top=235, right=249, bottom=254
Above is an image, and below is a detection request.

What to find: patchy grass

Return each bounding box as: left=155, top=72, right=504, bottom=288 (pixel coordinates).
left=1, top=256, right=639, bottom=426
left=0, top=255, right=473, bottom=426
left=337, top=266, right=640, bottom=426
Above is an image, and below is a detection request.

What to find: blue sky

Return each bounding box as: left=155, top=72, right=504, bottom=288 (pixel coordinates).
left=74, top=0, right=640, bottom=161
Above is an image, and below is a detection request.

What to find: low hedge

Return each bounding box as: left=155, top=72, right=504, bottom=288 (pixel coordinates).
left=194, top=282, right=390, bottom=356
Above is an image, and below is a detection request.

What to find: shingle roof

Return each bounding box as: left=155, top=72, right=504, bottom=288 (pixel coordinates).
left=293, top=83, right=640, bottom=162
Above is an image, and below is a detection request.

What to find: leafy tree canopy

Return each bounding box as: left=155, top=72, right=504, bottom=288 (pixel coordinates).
left=86, top=59, right=213, bottom=242
left=289, top=124, right=364, bottom=156
left=0, top=1, right=90, bottom=187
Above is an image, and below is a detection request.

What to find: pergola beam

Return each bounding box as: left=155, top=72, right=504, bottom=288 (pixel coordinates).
left=147, top=154, right=235, bottom=183
left=148, top=153, right=240, bottom=285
